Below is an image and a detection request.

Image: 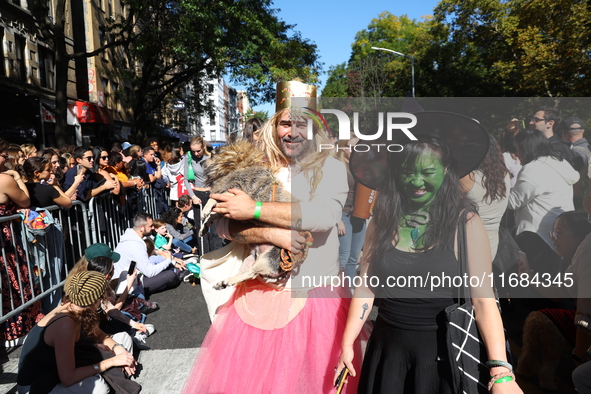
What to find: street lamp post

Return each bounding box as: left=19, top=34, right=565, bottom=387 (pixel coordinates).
left=371, top=46, right=415, bottom=97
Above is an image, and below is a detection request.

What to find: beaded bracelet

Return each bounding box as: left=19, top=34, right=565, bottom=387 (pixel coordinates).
left=253, top=201, right=263, bottom=220
left=487, top=371, right=515, bottom=391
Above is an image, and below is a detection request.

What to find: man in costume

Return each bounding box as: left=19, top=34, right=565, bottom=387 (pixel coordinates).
left=182, top=81, right=362, bottom=393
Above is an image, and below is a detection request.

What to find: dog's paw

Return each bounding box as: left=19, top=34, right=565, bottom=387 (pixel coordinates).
left=213, top=281, right=230, bottom=290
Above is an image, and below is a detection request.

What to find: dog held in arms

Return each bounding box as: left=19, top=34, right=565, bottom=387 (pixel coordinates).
left=199, top=139, right=313, bottom=290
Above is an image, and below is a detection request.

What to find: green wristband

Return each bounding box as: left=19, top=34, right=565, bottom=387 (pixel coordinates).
left=253, top=201, right=263, bottom=220
left=494, top=376, right=513, bottom=384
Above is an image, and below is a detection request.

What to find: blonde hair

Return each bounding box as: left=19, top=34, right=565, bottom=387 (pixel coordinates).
left=128, top=145, right=142, bottom=159
left=190, top=136, right=211, bottom=156
left=20, top=143, right=37, bottom=158
left=258, top=108, right=332, bottom=173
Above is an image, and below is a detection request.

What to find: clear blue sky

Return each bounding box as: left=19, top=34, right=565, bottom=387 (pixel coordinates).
left=250, top=0, right=440, bottom=114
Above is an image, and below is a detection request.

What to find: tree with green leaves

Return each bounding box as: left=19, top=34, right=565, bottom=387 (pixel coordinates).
left=322, top=12, right=431, bottom=98
left=112, top=0, right=321, bottom=135
left=30, top=0, right=321, bottom=143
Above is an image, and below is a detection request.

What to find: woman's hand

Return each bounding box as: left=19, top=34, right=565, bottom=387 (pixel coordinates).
left=334, top=345, right=356, bottom=387
left=73, top=173, right=85, bottom=185
left=191, top=195, right=201, bottom=205
left=132, top=321, right=148, bottom=333
left=338, top=220, right=346, bottom=236
left=110, top=349, right=136, bottom=376
left=126, top=271, right=138, bottom=290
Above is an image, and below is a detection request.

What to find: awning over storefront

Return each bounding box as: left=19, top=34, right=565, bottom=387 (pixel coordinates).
left=75, top=101, right=114, bottom=124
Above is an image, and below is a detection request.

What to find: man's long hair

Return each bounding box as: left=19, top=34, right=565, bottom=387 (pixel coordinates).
left=258, top=108, right=332, bottom=173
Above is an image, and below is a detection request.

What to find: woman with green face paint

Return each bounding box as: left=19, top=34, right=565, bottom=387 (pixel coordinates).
left=335, top=113, right=523, bottom=394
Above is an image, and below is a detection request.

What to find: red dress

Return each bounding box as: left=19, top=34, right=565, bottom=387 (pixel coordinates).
left=0, top=201, right=43, bottom=341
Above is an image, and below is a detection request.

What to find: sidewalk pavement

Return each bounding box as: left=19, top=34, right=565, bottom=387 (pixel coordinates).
left=0, top=276, right=211, bottom=393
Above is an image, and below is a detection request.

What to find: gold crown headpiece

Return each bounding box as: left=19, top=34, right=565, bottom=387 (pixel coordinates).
left=275, top=81, right=317, bottom=113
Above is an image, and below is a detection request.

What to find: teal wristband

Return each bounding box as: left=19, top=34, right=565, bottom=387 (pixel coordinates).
left=253, top=201, right=262, bottom=220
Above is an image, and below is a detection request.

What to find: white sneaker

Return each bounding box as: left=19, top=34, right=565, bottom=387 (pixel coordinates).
left=143, top=323, right=155, bottom=336
left=134, top=330, right=148, bottom=343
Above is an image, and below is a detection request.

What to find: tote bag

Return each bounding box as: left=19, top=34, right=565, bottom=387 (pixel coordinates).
left=200, top=241, right=250, bottom=322
left=445, top=213, right=513, bottom=393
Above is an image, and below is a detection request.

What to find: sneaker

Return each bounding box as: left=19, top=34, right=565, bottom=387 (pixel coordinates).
left=143, top=323, right=155, bottom=336
left=138, top=302, right=159, bottom=315
left=132, top=336, right=151, bottom=350
left=135, top=330, right=148, bottom=343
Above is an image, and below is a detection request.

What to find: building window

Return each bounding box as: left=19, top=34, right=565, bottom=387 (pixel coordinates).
left=112, top=82, right=119, bottom=109
left=30, top=50, right=36, bottom=61
left=12, top=0, right=20, bottom=6
left=14, top=35, right=26, bottom=81
left=101, top=78, right=109, bottom=106
left=210, top=113, right=216, bottom=125
left=38, top=47, right=55, bottom=89
left=0, top=28, right=4, bottom=77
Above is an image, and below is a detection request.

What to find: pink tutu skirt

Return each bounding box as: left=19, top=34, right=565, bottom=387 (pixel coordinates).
left=182, top=281, right=362, bottom=394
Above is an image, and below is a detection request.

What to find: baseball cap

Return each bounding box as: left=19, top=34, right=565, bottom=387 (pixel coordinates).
left=85, top=243, right=120, bottom=262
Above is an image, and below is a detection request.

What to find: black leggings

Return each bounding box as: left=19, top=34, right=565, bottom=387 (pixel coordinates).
left=142, top=268, right=181, bottom=297
left=358, top=317, right=453, bottom=394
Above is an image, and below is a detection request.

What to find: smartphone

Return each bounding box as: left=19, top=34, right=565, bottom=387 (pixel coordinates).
left=76, top=164, right=84, bottom=175
left=128, top=261, right=137, bottom=275
left=335, top=367, right=349, bottom=393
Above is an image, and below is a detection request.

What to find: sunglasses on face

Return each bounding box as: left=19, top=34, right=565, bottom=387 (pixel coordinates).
left=0, top=154, right=8, bottom=159
left=100, top=156, right=109, bottom=160
left=83, top=156, right=94, bottom=161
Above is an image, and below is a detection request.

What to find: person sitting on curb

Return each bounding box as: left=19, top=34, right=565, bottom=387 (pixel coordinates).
left=17, top=271, right=138, bottom=394
left=113, top=213, right=183, bottom=298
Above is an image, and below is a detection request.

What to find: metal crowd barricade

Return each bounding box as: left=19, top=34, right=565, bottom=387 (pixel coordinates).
left=88, top=194, right=133, bottom=250
left=0, top=201, right=91, bottom=323
left=1, top=184, right=171, bottom=326
left=87, top=185, right=170, bottom=249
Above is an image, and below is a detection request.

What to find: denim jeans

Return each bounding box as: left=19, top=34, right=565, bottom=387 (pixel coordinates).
left=172, top=236, right=193, bottom=253
left=338, top=212, right=367, bottom=281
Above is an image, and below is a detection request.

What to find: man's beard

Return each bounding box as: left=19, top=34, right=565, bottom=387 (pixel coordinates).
left=280, top=137, right=313, bottom=162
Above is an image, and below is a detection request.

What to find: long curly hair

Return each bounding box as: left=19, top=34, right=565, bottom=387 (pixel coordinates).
left=366, top=137, right=474, bottom=266
left=478, top=133, right=509, bottom=203
left=258, top=108, right=332, bottom=173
